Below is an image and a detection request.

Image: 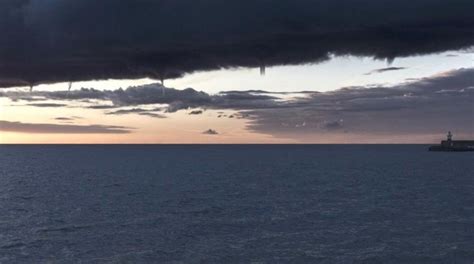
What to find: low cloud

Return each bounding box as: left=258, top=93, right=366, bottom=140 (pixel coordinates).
left=364, top=67, right=407, bottom=75
left=106, top=108, right=166, bottom=118
left=53, top=116, right=82, bottom=121
left=203, top=129, right=219, bottom=135
left=106, top=108, right=150, bottom=115
left=87, top=105, right=116, bottom=109
left=189, top=110, right=204, bottom=115
left=323, top=120, right=344, bottom=130
left=27, top=103, right=67, bottom=108
left=0, top=121, right=132, bottom=134
left=218, top=91, right=278, bottom=101
left=244, top=68, right=474, bottom=139
left=110, top=86, right=211, bottom=109
left=1, top=83, right=279, bottom=112
left=54, top=117, right=74, bottom=121
left=1, top=68, right=473, bottom=141
left=137, top=112, right=166, bottom=118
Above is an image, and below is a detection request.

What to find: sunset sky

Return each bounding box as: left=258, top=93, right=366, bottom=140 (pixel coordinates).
left=1, top=0, right=473, bottom=143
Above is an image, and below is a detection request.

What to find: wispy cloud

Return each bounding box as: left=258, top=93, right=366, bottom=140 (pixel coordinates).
left=27, top=103, right=67, bottom=108
left=137, top=112, right=166, bottom=118
left=54, top=117, right=75, bottom=121
left=106, top=108, right=166, bottom=118
left=364, top=67, right=407, bottom=75
left=0, top=121, right=133, bottom=134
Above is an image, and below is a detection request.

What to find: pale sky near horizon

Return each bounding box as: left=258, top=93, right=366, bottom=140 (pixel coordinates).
left=1, top=50, right=473, bottom=144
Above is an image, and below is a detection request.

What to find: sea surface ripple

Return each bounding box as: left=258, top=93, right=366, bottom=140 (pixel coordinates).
left=0, top=145, right=473, bottom=263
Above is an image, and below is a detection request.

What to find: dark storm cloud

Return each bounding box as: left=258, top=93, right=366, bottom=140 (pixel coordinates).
left=0, top=0, right=473, bottom=87
left=0, top=121, right=132, bottom=134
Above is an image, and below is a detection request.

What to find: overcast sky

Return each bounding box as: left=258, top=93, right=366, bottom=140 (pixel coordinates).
left=0, top=0, right=473, bottom=143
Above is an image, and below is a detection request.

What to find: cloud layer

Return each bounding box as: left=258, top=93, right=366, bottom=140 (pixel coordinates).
left=244, top=68, right=474, bottom=138
left=0, top=121, right=132, bottom=134
left=0, top=0, right=473, bottom=87
left=2, top=68, right=473, bottom=139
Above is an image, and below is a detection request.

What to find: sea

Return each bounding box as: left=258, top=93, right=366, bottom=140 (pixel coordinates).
left=0, top=145, right=472, bottom=263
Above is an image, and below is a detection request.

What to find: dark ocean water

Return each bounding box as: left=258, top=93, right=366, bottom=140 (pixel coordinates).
left=0, top=145, right=473, bottom=263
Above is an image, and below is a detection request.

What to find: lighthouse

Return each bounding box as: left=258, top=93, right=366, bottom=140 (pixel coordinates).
left=430, top=131, right=474, bottom=151
left=446, top=131, right=453, bottom=147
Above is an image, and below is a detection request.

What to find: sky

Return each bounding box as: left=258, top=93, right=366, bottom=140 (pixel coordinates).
left=0, top=0, right=473, bottom=143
